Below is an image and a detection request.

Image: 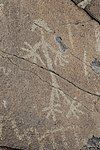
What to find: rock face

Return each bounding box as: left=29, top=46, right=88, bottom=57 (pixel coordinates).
left=72, top=0, right=100, bottom=24
left=0, top=0, right=100, bottom=150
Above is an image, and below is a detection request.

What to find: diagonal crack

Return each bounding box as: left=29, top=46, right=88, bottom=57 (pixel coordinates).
left=3, top=55, right=94, bottom=113
left=71, top=0, right=100, bottom=24
left=0, top=50, right=100, bottom=98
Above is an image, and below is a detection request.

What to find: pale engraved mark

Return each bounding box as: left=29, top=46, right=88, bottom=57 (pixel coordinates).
left=21, top=41, right=45, bottom=66
left=94, top=25, right=100, bottom=52
left=66, top=22, right=74, bottom=51
left=31, top=18, right=52, bottom=33
left=66, top=100, right=84, bottom=119
left=83, top=50, right=88, bottom=76
left=42, top=88, right=62, bottom=122
left=0, top=115, right=3, bottom=140
left=37, top=30, right=64, bottom=121
left=54, top=52, right=69, bottom=66
left=77, top=0, right=93, bottom=9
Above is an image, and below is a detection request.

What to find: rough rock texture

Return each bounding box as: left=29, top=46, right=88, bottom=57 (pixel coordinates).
left=81, top=135, right=100, bottom=150
left=0, top=0, right=100, bottom=150
left=72, top=0, right=100, bottom=24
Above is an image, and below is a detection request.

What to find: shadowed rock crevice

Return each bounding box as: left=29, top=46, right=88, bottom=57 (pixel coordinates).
left=81, top=135, right=100, bottom=150
left=0, top=146, right=23, bottom=150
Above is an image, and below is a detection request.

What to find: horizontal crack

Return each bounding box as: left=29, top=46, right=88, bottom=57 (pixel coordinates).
left=0, top=50, right=100, bottom=98
left=0, top=146, right=23, bottom=150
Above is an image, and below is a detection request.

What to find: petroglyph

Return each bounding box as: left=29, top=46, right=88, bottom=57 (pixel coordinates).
left=54, top=51, right=69, bottom=67
left=66, top=100, right=84, bottom=119
left=83, top=50, right=88, bottom=76
left=21, top=19, right=86, bottom=122
left=95, top=25, right=100, bottom=52
left=31, top=18, right=52, bottom=33
left=2, top=100, right=7, bottom=109
left=42, top=88, right=62, bottom=121
left=21, top=41, right=45, bottom=66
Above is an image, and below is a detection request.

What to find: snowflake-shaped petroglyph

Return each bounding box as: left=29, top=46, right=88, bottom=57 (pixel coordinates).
left=42, top=88, right=62, bottom=122
left=21, top=41, right=45, bottom=66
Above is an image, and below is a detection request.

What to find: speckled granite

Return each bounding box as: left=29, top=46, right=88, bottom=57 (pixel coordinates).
left=0, top=0, right=100, bottom=150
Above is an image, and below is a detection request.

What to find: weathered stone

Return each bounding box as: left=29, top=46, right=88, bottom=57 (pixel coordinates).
left=0, top=0, right=100, bottom=150
left=81, top=135, right=100, bottom=150
left=0, top=146, right=22, bottom=150
left=71, top=0, right=100, bottom=24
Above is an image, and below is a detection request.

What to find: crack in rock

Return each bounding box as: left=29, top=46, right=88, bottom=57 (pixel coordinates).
left=0, top=50, right=100, bottom=98
left=71, top=0, right=100, bottom=24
